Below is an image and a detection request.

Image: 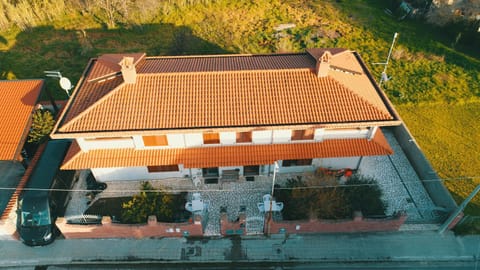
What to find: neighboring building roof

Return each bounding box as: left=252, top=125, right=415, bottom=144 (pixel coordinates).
left=61, top=129, right=393, bottom=170
left=0, top=80, right=43, bottom=160
left=52, top=49, right=400, bottom=138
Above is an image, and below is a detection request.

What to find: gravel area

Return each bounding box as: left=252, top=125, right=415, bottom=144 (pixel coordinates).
left=358, top=129, right=437, bottom=223
left=64, top=170, right=90, bottom=218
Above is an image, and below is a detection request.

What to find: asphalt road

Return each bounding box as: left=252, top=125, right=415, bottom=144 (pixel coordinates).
left=1, top=231, right=479, bottom=269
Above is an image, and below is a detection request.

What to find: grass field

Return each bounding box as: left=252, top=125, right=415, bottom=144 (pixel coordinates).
left=0, top=0, right=479, bottom=231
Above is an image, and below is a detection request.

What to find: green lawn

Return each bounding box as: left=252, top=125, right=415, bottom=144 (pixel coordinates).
left=0, top=0, right=479, bottom=231
left=397, top=102, right=480, bottom=215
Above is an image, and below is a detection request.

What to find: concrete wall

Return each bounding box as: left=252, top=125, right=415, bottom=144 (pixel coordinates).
left=57, top=215, right=203, bottom=239
left=267, top=212, right=407, bottom=234
left=391, top=125, right=457, bottom=212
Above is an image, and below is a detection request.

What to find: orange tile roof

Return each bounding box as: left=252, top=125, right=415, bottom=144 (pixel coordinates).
left=54, top=49, right=399, bottom=136
left=61, top=129, right=393, bottom=170
left=0, top=80, right=43, bottom=160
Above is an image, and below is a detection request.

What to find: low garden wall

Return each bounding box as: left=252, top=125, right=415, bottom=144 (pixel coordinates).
left=57, top=215, right=203, bottom=239
left=266, top=212, right=407, bottom=234
left=220, top=212, right=246, bottom=236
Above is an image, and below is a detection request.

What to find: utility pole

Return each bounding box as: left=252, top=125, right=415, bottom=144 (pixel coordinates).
left=438, top=184, right=480, bottom=234
left=267, top=161, right=279, bottom=236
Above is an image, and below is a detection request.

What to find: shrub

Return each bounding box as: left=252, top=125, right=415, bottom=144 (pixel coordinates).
left=275, top=174, right=386, bottom=220
left=121, top=181, right=178, bottom=224
left=343, top=174, right=387, bottom=217
left=27, top=109, right=55, bottom=144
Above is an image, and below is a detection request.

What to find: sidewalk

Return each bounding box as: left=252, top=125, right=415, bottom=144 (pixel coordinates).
left=0, top=231, right=478, bottom=268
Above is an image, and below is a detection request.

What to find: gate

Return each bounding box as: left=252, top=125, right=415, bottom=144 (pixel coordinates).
left=245, top=216, right=264, bottom=235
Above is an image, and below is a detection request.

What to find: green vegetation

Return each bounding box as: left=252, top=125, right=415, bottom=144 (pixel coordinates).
left=397, top=102, right=480, bottom=233
left=27, top=108, right=55, bottom=144
left=276, top=175, right=386, bottom=220
left=121, top=182, right=187, bottom=224
left=0, top=0, right=478, bottom=230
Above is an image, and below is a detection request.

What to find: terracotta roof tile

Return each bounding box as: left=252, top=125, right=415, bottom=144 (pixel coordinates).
left=54, top=49, right=398, bottom=136
left=0, top=80, right=43, bottom=160
left=61, top=130, right=393, bottom=170
left=140, top=54, right=315, bottom=73
left=59, top=69, right=393, bottom=132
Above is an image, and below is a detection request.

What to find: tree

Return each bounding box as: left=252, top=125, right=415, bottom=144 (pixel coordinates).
left=121, top=181, right=176, bottom=224
left=27, top=109, right=55, bottom=144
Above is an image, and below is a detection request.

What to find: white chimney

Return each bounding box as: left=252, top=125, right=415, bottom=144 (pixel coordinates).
left=316, top=51, right=332, bottom=77
left=119, top=57, right=136, bottom=84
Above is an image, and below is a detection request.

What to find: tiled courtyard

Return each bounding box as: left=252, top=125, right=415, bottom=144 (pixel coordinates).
left=65, top=129, right=441, bottom=235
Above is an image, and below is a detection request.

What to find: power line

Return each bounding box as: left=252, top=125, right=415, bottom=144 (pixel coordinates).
left=2, top=175, right=480, bottom=194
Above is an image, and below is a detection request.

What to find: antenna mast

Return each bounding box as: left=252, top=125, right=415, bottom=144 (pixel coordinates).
left=373, top=32, right=399, bottom=86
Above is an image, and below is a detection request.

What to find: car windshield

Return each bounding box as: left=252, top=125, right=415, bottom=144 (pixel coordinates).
left=20, top=209, right=50, bottom=227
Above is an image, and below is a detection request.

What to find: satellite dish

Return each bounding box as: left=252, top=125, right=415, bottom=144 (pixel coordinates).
left=59, top=77, right=73, bottom=96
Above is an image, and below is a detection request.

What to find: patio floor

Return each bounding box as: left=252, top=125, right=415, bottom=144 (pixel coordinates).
left=64, top=129, right=440, bottom=235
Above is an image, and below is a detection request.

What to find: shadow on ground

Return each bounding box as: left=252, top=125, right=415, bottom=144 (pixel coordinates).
left=0, top=24, right=229, bottom=99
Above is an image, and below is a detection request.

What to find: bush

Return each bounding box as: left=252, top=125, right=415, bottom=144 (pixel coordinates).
left=275, top=174, right=386, bottom=220
left=27, top=109, right=55, bottom=144
left=121, top=181, right=178, bottom=224
left=343, top=174, right=387, bottom=216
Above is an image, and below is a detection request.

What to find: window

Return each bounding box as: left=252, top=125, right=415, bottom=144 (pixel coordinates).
left=202, top=167, right=219, bottom=177
left=282, top=159, right=312, bottom=167
left=236, top=131, right=252, bottom=143
left=143, top=135, right=168, bottom=146
left=291, top=129, right=314, bottom=141
left=203, top=133, right=220, bottom=144
left=147, top=165, right=179, bottom=173
left=244, top=165, right=260, bottom=176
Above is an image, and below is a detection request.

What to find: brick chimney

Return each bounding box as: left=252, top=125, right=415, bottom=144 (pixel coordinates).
left=316, top=51, right=332, bottom=77
left=119, top=56, right=136, bottom=84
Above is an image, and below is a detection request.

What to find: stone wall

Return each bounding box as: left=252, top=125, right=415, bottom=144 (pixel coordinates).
left=266, top=212, right=407, bottom=234
left=57, top=215, right=203, bottom=239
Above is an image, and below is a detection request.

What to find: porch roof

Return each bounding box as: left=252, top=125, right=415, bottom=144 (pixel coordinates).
left=61, top=130, right=392, bottom=170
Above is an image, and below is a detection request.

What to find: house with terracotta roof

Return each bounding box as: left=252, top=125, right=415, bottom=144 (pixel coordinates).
left=0, top=80, right=44, bottom=219
left=50, top=49, right=403, bottom=183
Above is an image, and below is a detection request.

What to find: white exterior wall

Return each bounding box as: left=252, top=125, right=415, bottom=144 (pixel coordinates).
left=167, top=134, right=185, bottom=147
left=252, top=130, right=272, bottom=144
left=314, top=129, right=325, bottom=141
left=322, top=129, right=369, bottom=140
left=92, top=165, right=188, bottom=182
left=277, top=160, right=316, bottom=174
left=272, top=130, right=291, bottom=143
left=318, top=157, right=361, bottom=170
left=220, top=132, right=236, bottom=145
left=185, top=133, right=203, bottom=147
left=77, top=137, right=135, bottom=151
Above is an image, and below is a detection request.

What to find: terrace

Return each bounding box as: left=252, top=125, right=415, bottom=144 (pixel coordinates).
left=63, top=127, right=452, bottom=236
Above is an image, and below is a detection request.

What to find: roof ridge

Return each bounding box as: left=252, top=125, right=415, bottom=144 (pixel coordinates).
left=146, top=52, right=307, bottom=60
left=329, top=75, right=393, bottom=120
left=59, top=81, right=126, bottom=133
left=137, top=68, right=315, bottom=76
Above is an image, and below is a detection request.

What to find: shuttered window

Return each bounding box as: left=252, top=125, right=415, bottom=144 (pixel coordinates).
left=203, top=133, right=220, bottom=144
left=291, top=129, right=314, bottom=141
left=143, top=135, right=168, bottom=146
left=147, top=165, right=179, bottom=172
